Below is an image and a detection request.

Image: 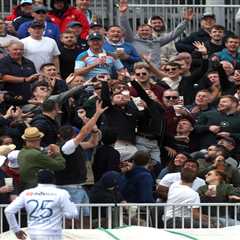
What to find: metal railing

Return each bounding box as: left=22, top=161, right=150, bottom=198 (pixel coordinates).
left=1, top=1, right=240, bottom=34
left=0, top=203, right=240, bottom=233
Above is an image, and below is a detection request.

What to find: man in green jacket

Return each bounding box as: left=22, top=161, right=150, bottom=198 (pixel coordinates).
left=18, top=127, right=65, bottom=191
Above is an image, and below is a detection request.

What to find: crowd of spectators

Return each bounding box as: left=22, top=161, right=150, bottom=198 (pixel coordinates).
left=1, top=0, right=240, bottom=230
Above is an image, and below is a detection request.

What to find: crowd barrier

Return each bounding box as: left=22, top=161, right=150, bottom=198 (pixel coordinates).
left=0, top=203, right=240, bottom=232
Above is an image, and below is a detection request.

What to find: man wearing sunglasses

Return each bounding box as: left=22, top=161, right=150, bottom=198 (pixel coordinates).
left=17, top=5, right=60, bottom=43
left=129, top=62, right=166, bottom=102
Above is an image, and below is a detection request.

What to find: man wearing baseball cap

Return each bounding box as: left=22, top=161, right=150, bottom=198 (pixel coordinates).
left=18, top=5, right=61, bottom=42
left=11, top=0, right=34, bottom=31
left=75, top=32, right=125, bottom=80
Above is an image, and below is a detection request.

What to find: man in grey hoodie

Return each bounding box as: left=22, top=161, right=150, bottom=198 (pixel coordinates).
left=118, top=0, right=193, bottom=67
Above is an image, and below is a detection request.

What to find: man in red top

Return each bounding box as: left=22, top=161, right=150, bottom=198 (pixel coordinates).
left=48, top=0, right=89, bottom=39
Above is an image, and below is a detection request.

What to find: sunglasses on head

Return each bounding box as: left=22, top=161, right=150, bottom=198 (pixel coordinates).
left=164, top=96, right=178, bottom=100
left=135, top=72, right=147, bottom=76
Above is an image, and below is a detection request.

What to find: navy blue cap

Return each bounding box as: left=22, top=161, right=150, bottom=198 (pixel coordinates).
left=29, top=20, right=44, bottom=29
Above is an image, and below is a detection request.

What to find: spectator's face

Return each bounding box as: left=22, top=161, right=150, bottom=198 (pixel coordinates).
left=33, top=85, right=50, bottom=99
left=0, top=19, right=5, bottom=33
left=41, top=65, right=57, bottom=78
left=200, top=17, right=215, bottom=30
left=175, top=59, right=189, bottom=74
left=89, top=27, right=105, bottom=36
left=21, top=3, right=33, bottom=14
left=76, top=0, right=90, bottom=10
left=218, top=139, right=234, bottom=151
left=210, top=28, right=224, bottom=41
left=218, top=97, right=235, bottom=113
left=88, top=39, right=103, bottom=51
left=137, top=25, right=152, bottom=40
left=225, top=38, right=240, bottom=52
left=70, top=76, right=85, bottom=87
left=61, top=33, right=77, bottom=46
left=233, top=70, right=240, bottom=86
left=34, top=0, right=44, bottom=5
left=1, top=137, right=13, bottom=145
left=207, top=145, right=218, bottom=158
left=174, top=154, right=188, bottom=166
left=8, top=43, right=24, bottom=60
left=176, top=120, right=193, bottom=134
left=183, top=161, right=198, bottom=174
left=112, top=93, right=129, bottom=106
left=205, top=170, right=220, bottom=184
left=165, top=65, right=181, bottom=79
left=107, top=27, right=123, bottom=43
left=134, top=67, right=149, bottom=83
left=68, top=26, right=82, bottom=37
left=28, top=26, right=44, bottom=39
left=150, top=19, right=164, bottom=32
left=32, top=10, right=47, bottom=22
left=53, top=1, right=65, bottom=10
left=162, top=90, right=179, bottom=107
left=195, top=91, right=210, bottom=106
left=208, top=73, right=220, bottom=85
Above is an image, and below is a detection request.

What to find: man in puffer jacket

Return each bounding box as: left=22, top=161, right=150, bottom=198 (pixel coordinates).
left=48, top=0, right=89, bottom=39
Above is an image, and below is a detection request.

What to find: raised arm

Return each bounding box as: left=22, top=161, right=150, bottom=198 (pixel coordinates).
left=141, top=54, right=168, bottom=79
left=158, top=8, right=193, bottom=47
left=73, top=101, right=107, bottom=145
left=118, top=0, right=135, bottom=43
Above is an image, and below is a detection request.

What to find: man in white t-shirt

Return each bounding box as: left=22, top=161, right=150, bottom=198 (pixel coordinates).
left=5, top=169, right=78, bottom=240
left=21, top=21, right=60, bottom=72
left=157, top=160, right=205, bottom=201
left=164, top=167, right=212, bottom=228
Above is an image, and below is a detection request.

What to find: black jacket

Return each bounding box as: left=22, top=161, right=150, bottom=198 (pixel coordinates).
left=175, top=29, right=210, bottom=53
left=131, top=80, right=166, bottom=145
left=92, top=145, right=120, bottom=183
left=31, top=114, right=59, bottom=147
left=101, top=81, right=141, bottom=143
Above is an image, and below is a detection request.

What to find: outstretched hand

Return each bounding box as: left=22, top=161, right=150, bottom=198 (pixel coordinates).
left=95, top=100, right=108, bottom=115
left=193, top=41, right=208, bottom=55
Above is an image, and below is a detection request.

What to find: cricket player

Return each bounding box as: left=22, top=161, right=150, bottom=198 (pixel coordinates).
left=5, top=169, right=78, bottom=240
